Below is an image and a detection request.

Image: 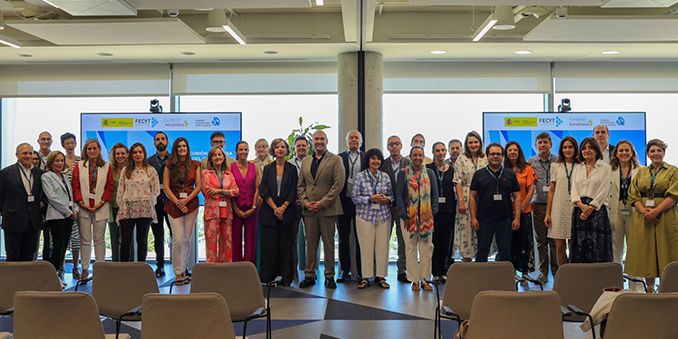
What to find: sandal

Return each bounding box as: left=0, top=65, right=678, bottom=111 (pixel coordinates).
left=411, top=281, right=420, bottom=291
left=357, top=279, right=370, bottom=289
left=377, top=278, right=390, bottom=289
left=421, top=281, right=433, bottom=291
left=72, top=267, right=81, bottom=280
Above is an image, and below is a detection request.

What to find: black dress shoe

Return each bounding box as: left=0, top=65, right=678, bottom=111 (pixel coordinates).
left=184, top=268, right=192, bottom=277
left=336, top=272, right=350, bottom=283
left=397, top=273, right=410, bottom=283
left=299, top=278, right=316, bottom=288
left=155, top=266, right=165, bottom=278
left=325, top=277, right=337, bottom=289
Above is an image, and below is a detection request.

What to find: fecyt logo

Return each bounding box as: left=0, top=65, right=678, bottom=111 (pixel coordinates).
left=616, top=116, right=625, bottom=126
left=556, top=116, right=563, bottom=127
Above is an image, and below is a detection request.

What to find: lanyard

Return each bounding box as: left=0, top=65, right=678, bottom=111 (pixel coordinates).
left=88, top=163, right=98, bottom=194
left=472, top=157, right=479, bottom=171
left=434, top=165, right=445, bottom=195
left=19, top=166, right=33, bottom=194
left=619, top=167, right=631, bottom=191
left=539, top=158, right=552, bottom=183
left=348, top=152, right=359, bottom=179
left=649, top=165, right=663, bottom=198
left=216, top=169, right=225, bottom=190
left=60, top=174, right=72, bottom=201
left=564, top=162, right=573, bottom=194
left=367, top=170, right=381, bottom=194
left=486, top=166, right=504, bottom=194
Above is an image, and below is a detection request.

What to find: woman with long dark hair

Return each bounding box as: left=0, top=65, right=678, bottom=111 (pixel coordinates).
left=231, top=141, right=260, bottom=263
left=503, top=141, right=536, bottom=283
left=116, top=143, right=160, bottom=262
left=164, top=137, right=201, bottom=284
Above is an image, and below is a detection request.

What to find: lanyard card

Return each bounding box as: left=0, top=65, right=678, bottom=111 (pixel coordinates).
left=493, top=194, right=503, bottom=201
left=27, top=195, right=35, bottom=203
left=179, top=192, right=188, bottom=199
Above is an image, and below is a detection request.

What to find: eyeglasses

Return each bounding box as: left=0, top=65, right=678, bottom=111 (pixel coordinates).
left=488, top=153, right=503, bottom=157
left=388, top=142, right=402, bottom=147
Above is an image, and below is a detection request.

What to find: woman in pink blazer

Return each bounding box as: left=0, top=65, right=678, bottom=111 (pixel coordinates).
left=202, top=147, right=239, bottom=263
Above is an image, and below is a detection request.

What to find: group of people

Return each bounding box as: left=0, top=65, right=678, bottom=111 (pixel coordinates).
left=0, top=125, right=675, bottom=293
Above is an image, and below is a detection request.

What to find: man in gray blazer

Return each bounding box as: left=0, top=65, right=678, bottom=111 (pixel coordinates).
left=298, top=130, right=346, bottom=289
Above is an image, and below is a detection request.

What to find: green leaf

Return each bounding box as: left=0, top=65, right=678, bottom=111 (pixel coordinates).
left=315, top=124, right=330, bottom=130
left=298, top=116, right=303, bottom=126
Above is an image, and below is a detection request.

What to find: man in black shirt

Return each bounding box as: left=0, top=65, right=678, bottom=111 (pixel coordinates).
left=147, top=131, right=171, bottom=277
left=469, top=143, right=521, bottom=262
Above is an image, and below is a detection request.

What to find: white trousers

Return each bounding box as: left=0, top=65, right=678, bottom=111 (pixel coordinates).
left=356, top=216, right=391, bottom=279
left=169, top=210, right=198, bottom=275
left=401, top=222, right=434, bottom=282
left=78, top=210, right=107, bottom=272
left=612, top=209, right=632, bottom=264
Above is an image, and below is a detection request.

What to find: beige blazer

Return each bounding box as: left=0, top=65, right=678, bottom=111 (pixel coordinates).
left=609, top=166, right=639, bottom=228
left=297, top=151, right=346, bottom=217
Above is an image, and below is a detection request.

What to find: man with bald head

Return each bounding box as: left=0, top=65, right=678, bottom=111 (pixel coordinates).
left=297, top=130, right=345, bottom=289
left=337, top=130, right=365, bottom=282
left=0, top=143, right=46, bottom=261
left=36, top=131, right=53, bottom=170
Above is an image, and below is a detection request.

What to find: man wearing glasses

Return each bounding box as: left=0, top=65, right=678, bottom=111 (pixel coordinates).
left=469, top=143, right=521, bottom=262
left=201, top=131, right=235, bottom=170
left=380, top=135, right=411, bottom=282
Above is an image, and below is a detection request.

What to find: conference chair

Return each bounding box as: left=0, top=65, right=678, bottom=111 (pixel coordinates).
left=141, top=293, right=235, bottom=339
left=0, top=261, right=62, bottom=316
left=12, top=291, right=130, bottom=339
left=433, top=262, right=516, bottom=339
left=458, top=291, right=564, bottom=339
left=659, top=261, right=678, bottom=293
left=90, top=262, right=159, bottom=338
left=188, top=262, right=280, bottom=339
left=602, top=293, right=678, bottom=338
left=553, top=263, right=623, bottom=339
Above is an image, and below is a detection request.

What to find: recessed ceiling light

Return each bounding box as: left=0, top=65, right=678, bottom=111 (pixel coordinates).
left=430, top=50, right=447, bottom=55
left=19, top=54, right=33, bottom=57
left=264, top=51, right=278, bottom=55
left=96, top=52, right=113, bottom=57
left=514, top=50, right=532, bottom=55
left=181, top=51, right=195, bottom=55
left=602, top=50, right=620, bottom=55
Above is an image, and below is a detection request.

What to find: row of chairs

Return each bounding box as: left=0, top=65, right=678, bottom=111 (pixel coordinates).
left=9, top=291, right=237, bottom=339
left=0, top=261, right=276, bottom=339
left=433, top=261, right=678, bottom=339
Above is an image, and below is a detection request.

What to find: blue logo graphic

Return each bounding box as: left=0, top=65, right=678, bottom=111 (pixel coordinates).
left=151, top=118, right=158, bottom=128
left=211, top=117, right=221, bottom=127
left=555, top=116, right=563, bottom=127
left=616, top=116, right=625, bottom=126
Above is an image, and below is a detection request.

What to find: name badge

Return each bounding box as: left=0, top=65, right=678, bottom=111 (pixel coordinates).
left=493, top=194, right=503, bottom=201
left=27, top=195, right=35, bottom=203
left=371, top=203, right=380, bottom=210
left=218, top=201, right=228, bottom=207
left=543, top=186, right=550, bottom=193
left=645, top=200, right=655, bottom=208
left=179, top=192, right=188, bottom=199
left=438, top=197, right=446, bottom=204
left=621, top=210, right=631, bottom=216
left=87, top=192, right=96, bottom=200
left=68, top=201, right=74, bottom=208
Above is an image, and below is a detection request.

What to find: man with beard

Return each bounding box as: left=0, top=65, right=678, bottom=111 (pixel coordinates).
left=147, top=131, right=171, bottom=277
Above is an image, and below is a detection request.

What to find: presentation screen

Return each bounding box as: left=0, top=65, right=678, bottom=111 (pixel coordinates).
left=483, top=112, right=647, bottom=165
left=81, top=112, right=242, bottom=161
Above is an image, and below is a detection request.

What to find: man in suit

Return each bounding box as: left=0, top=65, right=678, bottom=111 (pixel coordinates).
left=297, top=130, right=346, bottom=289
left=337, top=130, right=364, bottom=282
left=594, top=124, right=615, bottom=164
left=147, top=131, right=171, bottom=277
left=380, top=135, right=411, bottom=282
left=0, top=143, right=46, bottom=261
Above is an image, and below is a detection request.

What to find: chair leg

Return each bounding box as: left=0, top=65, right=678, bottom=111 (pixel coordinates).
left=243, top=320, right=248, bottom=339
left=267, top=312, right=272, bottom=339
left=115, top=319, right=121, bottom=339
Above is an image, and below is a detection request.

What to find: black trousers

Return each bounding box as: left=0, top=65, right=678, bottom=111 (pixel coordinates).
left=5, top=227, right=39, bottom=261
left=41, top=226, right=52, bottom=261
left=337, top=198, right=361, bottom=276
left=46, top=218, right=73, bottom=271
left=119, top=218, right=152, bottom=262
left=259, top=219, right=294, bottom=284
left=151, top=202, right=170, bottom=265
left=476, top=218, right=513, bottom=262
left=109, top=207, right=121, bottom=262
left=432, top=212, right=455, bottom=277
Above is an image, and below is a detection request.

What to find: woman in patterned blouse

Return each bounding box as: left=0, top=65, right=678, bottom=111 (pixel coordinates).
left=116, top=143, right=160, bottom=262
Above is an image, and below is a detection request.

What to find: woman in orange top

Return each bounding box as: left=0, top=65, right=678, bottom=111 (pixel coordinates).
left=202, top=147, right=239, bottom=263
left=504, top=141, right=537, bottom=283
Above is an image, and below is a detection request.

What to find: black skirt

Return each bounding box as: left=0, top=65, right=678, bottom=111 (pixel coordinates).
left=511, top=212, right=535, bottom=273
left=569, top=197, right=613, bottom=263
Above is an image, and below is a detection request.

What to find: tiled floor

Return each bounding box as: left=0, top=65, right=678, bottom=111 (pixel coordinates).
left=1, top=262, right=599, bottom=339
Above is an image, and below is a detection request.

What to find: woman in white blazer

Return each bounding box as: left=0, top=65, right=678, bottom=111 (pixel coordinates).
left=72, top=139, right=114, bottom=281
left=42, top=151, right=78, bottom=282
left=609, top=140, right=640, bottom=264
